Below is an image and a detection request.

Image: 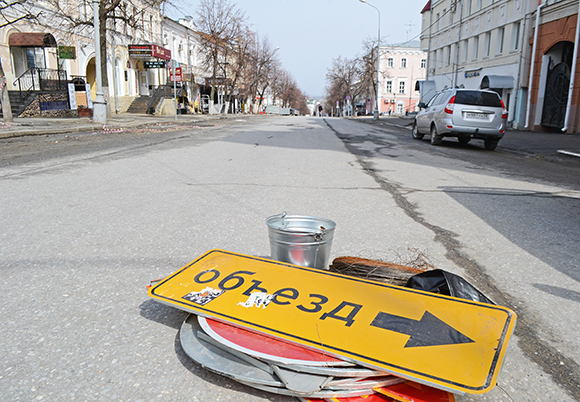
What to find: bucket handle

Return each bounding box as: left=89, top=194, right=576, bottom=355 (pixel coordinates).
left=268, top=212, right=327, bottom=240
left=268, top=211, right=288, bottom=228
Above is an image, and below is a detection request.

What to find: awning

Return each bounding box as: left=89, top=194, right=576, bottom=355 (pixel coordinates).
left=9, top=32, right=57, bottom=47
left=480, top=75, right=513, bottom=89
left=416, top=80, right=437, bottom=104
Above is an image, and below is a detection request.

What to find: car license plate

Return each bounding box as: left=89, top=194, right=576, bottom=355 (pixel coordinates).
left=465, top=112, right=488, bottom=119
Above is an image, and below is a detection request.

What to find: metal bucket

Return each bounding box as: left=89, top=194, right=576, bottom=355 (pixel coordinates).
left=266, top=213, right=336, bottom=270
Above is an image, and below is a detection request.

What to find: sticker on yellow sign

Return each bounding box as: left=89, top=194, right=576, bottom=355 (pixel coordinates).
left=148, top=250, right=516, bottom=394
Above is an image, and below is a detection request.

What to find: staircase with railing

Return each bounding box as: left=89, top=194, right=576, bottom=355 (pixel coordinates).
left=146, top=85, right=173, bottom=114
left=2, top=68, right=70, bottom=117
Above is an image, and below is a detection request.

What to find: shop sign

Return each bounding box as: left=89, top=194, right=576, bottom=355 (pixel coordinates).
left=152, top=44, right=171, bottom=60
left=170, top=67, right=183, bottom=82
left=58, top=46, right=76, bottom=59
left=144, top=61, right=166, bottom=69
left=129, top=44, right=152, bottom=57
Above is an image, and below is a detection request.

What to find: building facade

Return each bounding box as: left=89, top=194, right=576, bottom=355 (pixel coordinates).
left=420, top=0, right=535, bottom=128
left=526, top=0, right=580, bottom=132
left=379, top=41, right=427, bottom=115
left=1, top=0, right=172, bottom=115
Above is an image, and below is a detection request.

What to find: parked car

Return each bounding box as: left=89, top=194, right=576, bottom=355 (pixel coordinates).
left=411, top=88, right=508, bottom=150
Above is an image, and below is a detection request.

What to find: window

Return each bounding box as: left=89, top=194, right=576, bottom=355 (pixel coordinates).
left=466, top=0, right=472, bottom=15
left=449, top=9, right=454, bottom=25
left=476, top=0, right=482, bottom=11
left=401, top=58, right=407, bottom=68
left=484, top=31, right=491, bottom=57
left=191, top=44, right=197, bottom=66
left=455, top=91, right=502, bottom=107
left=386, top=80, right=392, bottom=93
left=436, top=13, right=440, bottom=31
left=398, top=81, right=406, bottom=94
left=26, top=48, right=45, bottom=69
left=79, top=1, right=89, bottom=19
left=442, top=9, right=446, bottom=27
left=497, top=27, right=505, bottom=54
left=462, top=39, right=469, bottom=62
left=473, top=35, right=479, bottom=60
left=427, top=92, right=441, bottom=107
left=446, top=45, right=451, bottom=66
left=133, top=6, right=138, bottom=35
left=420, top=58, right=426, bottom=68
left=387, top=58, right=394, bottom=67
left=512, top=21, right=521, bottom=51
left=397, top=103, right=404, bottom=114
left=438, top=49, right=443, bottom=67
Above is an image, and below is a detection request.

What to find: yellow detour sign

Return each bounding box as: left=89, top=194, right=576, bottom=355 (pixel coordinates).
left=148, top=250, right=516, bottom=394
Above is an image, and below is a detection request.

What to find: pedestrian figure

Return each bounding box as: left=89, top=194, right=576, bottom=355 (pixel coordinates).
left=318, top=105, right=323, bottom=117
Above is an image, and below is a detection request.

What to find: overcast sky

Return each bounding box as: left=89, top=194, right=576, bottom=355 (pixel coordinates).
left=167, top=0, right=428, bottom=98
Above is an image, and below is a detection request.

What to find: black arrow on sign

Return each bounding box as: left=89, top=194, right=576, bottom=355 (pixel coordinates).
left=370, top=311, right=475, bottom=348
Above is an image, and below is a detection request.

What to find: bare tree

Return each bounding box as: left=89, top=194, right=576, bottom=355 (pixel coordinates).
left=272, top=69, right=306, bottom=113
left=196, top=0, right=246, bottom=110
left=359, top=37, right=378, bottom=102
left=246, top=35, right=279, bottom=113
left=325, top=56, right=362, bottom=116
left=0, top=0, right=38, bottom=121
left=219, top=26, right=254, bottom=114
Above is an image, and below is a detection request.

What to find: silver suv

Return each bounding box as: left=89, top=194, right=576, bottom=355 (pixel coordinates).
left=412, top=88, right=507, bottom=150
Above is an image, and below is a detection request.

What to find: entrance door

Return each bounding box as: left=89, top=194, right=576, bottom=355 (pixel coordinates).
left=138, top=71, right=149, bottom=96
left=541, top=41, right=573, bottom=129
left=541, top=62, right=570, bottom=128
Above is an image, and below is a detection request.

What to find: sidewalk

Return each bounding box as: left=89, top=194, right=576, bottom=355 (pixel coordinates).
left=354, top=115, right=580, bottom=160
left=0, top=113, right=227, bottom=139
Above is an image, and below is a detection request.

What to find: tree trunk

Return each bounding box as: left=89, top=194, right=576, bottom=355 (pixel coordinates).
left=0, top=61, right=13, bottom=122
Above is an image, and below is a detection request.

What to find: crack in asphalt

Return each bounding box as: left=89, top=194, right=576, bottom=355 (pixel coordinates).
left=324, top=119, right=580, bottom=400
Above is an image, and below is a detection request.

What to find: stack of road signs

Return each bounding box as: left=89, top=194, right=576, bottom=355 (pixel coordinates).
left=148, top=250, right=516, bottom=399
left=180, top=313, right=407, bottom=398
left=179, top=312, right=458, bottom=400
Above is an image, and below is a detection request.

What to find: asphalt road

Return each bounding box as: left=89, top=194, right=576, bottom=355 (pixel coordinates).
left=1, top=115, right=579, bottom=401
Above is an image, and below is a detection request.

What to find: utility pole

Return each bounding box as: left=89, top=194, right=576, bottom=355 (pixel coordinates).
left=360, top=0, right=381, bottom=120
left=92, top=0, right=107, bottom=123
left=454, top=0, right=463, bottom=88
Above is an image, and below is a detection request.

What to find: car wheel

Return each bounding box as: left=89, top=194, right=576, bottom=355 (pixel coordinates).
left=458, top=136, right=470, bottom=145
left=484, top=139, right=499, bottom=151
left=412, top=121, right=424, bottom=140
left=430, top=124, right=442, bottom=145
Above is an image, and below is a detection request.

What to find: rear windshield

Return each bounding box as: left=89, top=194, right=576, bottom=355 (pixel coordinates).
left=455, top=91, right=502, bottom=107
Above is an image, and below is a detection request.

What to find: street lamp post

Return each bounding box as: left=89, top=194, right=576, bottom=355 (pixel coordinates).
left=92, top=0, right=107, bottom=123
left=359, top=0, right=380, bottom=120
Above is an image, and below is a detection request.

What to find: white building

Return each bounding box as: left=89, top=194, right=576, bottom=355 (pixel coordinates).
left=1, top=0, right=171, bottom=115
left=420, top=0, right=535, bottom=127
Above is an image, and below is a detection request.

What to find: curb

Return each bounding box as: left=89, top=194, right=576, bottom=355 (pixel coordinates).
left=0, top=115, right=229, bottom=139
